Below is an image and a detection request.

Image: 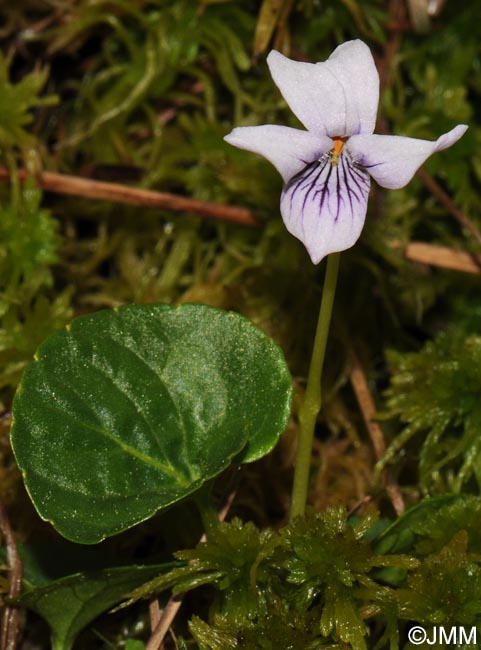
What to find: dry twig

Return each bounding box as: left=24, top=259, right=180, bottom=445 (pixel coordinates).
left=146, top=597, right=182, bottom=650
left=395, top=240, right=481, bottom=273
left=0, top=167, right=260, bottom=229
left=349, top=350, right=405, bottom=515
left=0, top=500, right=23, bottom=650
left=149, top=599, right=162, bottom=632
left=416, top=168, right=481, bottom=248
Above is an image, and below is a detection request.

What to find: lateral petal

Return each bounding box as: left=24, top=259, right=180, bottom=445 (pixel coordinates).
left=280, top=153, right=371, bottom=264
left=267, top=40, right=379, bottom=138
left=224, top=125, right=332, bottom=183
left=348, top=125, right=468, bottom=190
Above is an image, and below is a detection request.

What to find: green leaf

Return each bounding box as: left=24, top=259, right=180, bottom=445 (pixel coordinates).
left=3, top=542, right=122, bottom=590
left=16, top=563, right=171, bottom=650
left=125, top=641, right=146, bottom=650
left=370, top=495, right=476, bottom=587
left=11, top=304, right=292, bottom=543
left=253, top=0, right=293, bottom=58
left=373, top=495, right=470, bottom=556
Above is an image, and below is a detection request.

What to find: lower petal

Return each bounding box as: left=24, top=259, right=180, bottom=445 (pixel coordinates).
left=348, top=125, right=467, bottom=190
left=280, top=153, right=371, bottom=264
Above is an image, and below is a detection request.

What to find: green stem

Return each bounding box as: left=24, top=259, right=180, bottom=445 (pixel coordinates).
left=290, top=252, right=341, bottom=520
left=193, top=482, right=219, bottom=537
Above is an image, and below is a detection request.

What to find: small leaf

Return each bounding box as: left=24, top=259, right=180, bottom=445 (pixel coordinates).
left=253, top=0, right=294, bottom=57
left=373, top=495, right=471, bottom=556
left=5, top=541, right=121, bottom=589
left=125, top=641, right=146, bottom=650
left=16, top=563, right=170, bottom=650
left=11, top=304, right=292, bottom=543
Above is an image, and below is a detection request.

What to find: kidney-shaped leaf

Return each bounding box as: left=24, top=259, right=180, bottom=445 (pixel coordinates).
left=11, top=304, right=292, bottom=543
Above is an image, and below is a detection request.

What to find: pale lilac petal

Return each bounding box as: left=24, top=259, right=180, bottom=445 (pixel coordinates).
left=347, top=125, right=468, bottom=189
left=280, top=153, right=371, bottom=264
left=324, top=40, right=379, bottom=136
left=267, top=40, right=379, bottom=138
left=224, top=125, right=332, bottom=183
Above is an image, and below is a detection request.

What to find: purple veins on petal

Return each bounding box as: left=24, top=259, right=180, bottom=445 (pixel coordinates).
left=280, top=152, right=371, bottom=264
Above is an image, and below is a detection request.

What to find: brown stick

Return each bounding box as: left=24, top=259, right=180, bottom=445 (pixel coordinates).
left=0, top=500, right=23, bottom=650
left=0, top=167, right=260, bottom=228
left=378, top=0, right=406, bottom=92
left=398, top=240, right=481, bottom=273
left=350, top=353, right=386, bottom=461
left=146, top=597, right=182, bottom=650
left=349, top=350, right=404, bottom=515
left=149, top=599, right=162, bottom=632
left=416, top=168, right=481, bottom=248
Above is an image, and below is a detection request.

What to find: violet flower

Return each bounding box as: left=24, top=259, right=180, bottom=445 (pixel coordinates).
left=224, top=40, right=467, bottom=264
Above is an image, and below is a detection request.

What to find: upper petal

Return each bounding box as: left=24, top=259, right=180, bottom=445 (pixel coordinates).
left=347, top=125, right=468, bottom=189
left=224, top=125, right=332, bottom=183
left=280, top=151, right=371, bottom=264
left=267, top=40, right=379, bottom=138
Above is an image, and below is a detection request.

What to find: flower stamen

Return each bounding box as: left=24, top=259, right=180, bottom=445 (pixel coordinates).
left=330, top=136, right=348, bottom=165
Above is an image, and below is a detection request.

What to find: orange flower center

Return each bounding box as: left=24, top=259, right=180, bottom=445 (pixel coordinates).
left=330, top=136, right=348, bottom=164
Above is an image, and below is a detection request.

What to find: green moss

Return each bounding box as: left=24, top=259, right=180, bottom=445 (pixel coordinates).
left=382, top=330, right=481, bottom=492
left=0, top=183, right=72, bottom=400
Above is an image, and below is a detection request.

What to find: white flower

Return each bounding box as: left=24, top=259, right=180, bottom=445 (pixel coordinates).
left=224, top=40, right=468, bottom=264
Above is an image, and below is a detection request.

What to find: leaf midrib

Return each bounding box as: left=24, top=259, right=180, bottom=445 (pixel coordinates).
left=29, top=396, right=189, bottom=486
left=89, top=421, right=189, bottom=485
